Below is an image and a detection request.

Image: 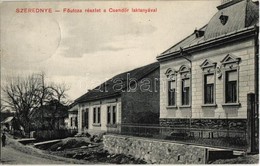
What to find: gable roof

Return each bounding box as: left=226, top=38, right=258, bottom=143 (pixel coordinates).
left=75, top=62, right=159, bottom=103
left=1, top=117, right=14, bottom=124
left=158, top=0, right=258, bottom=60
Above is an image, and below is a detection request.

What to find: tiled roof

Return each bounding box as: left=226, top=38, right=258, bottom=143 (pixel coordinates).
left=159, top=0, right=258, bottom=57
left=75, top=62, right=159, bottom=103
left=204, top=0, right=258, bottom=39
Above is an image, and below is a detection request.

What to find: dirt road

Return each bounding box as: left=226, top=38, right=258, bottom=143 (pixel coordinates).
left=1, top=145, right=69, bottom=164
left=0, top=138, right=88, bottom=164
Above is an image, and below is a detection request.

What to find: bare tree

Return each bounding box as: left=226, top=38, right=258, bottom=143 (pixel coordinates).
left=1, top=73, right=70, bottom=132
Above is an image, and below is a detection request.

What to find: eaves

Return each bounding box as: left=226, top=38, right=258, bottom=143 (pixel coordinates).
left=157, top=25, right=258, bottom=62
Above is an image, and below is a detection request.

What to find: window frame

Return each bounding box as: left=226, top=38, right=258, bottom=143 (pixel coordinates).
left=70, top=117, right=73, bottom=127
left=168, top=80, right=176, bottom=106
left=220, top=54, right=241, bottom=106
left=83, top=108, right=89, bottom=128
left=165, top=68, right=177, bottom=108
left=106, top=104, right=117, bottom=126
left=200, top=59, right=217, bottom=107
left=223, top=69, right=239, bottom=105
left=92, top=106, right=101, bottom=126
left=179, top=65, right=191, bottom=107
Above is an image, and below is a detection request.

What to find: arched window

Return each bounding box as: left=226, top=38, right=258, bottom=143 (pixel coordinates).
left=200, top=59, right=217, bottom=105
left=165, top=68, right=177, bottom=106
left=179, top=65, right=191, bottom=106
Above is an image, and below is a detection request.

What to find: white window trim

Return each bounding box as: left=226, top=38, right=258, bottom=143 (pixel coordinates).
left=221, top=54, right=241, bottom=106
left=165, top=68, right=177, bottom=108
left=179, top=65, right=191, bottom=107
left=200, top=59, right=217, bottom=107
left=92, top=106, right=101, bottom=126
left=106, top=103, right=117, bottom=126
left=222, top=67, right=240, bottom=106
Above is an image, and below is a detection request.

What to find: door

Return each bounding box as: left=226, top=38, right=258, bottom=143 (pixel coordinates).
left=84, top=108, right=89, bottom=129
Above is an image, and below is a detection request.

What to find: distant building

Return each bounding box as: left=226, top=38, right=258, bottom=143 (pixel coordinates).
left=1, top=116, right=14, bottom=131
left=74, top=62, right=160, bottom=134
left=30, top=100, right=68, bottom=130
left=65, top=103, right=78, bottom=130
left=157, top=0, right=258, bottom=138
left=1, top=116, right=23, bottom=134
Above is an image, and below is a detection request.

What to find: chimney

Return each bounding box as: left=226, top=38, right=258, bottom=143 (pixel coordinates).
left=217, top=0, right=244, bottom=10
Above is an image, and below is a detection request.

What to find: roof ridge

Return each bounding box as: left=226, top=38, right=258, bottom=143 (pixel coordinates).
left=74, top=62, right=159, bottom=103
left=121, top=62, right=159, bottom=91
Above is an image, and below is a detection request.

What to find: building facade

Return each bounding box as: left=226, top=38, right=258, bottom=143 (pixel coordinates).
left=74, top=62, right=160, bottom=134
left=157, top=0, right=258, bottom=131
left=66, top=104, right=78, bottom=130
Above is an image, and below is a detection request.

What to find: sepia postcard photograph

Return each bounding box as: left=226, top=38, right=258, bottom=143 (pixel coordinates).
left=0, top=0, right=259, bottom=164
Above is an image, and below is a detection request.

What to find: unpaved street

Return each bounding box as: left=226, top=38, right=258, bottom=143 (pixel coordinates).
left=1, top=145, right=68, bottom=164
left=0, top=137, right=89, bottom=165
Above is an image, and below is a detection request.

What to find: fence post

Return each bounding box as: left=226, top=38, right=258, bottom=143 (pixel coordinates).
left=247, top=93, right=258, bottom=153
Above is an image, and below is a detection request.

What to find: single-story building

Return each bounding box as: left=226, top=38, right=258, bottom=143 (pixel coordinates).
left=1, top=116, right=14, bottom=131
left=74, top=62, right=160, bottom=134
left=65, top=103, right=78, bottom=130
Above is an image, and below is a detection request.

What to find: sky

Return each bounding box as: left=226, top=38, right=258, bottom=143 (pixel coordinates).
left=1, top=0, right=220, bottom=101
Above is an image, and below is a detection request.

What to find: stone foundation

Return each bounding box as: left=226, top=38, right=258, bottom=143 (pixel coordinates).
left=103, top=135, right=207, bottom=164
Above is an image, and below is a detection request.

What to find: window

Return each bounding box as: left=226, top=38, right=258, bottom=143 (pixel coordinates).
left=112, top=106, right=116, bottom=124
left=204, top=74, right=214, bottom=104
left=220, top=54, right=240, bottom=105
left=84, top=109, right=88, bottom=128
left=93, top=107, right=96, bottom=123
left=165, top=68, right=177, bottom=107
left=179, top=65, right=191, bottom=106
left=107, top=106, right=111, bottom=124
left=168, top=80, right=176, bottom=106
left=200, top=59, right=217, bottom=106
left=107, top=105, right=117, bottom=125
left=182, top=78, right=190, bottom=105
left=75, top=117, right=78, bottom=127
left=225, top=70, right=237, bottom=103
left=97, top=107, right=101, bottom=124
left=93, top=107, right=101, bottom=124
left=70, top=117, right=73, bottom=127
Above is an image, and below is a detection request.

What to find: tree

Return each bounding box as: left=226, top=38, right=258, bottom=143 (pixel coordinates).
left=1, top=73, right=70, bottom=132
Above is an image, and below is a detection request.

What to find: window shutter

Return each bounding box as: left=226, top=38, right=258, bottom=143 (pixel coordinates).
left=227, top=71, right=237, bottom=81
left=206, top=74, right=214, bottom=84
left=183, top=79, right=190, bottom=87
left=170, top=81, right=176, bottom=89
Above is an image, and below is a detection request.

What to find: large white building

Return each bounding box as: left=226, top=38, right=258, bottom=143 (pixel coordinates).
left=157, top=0, right=258, bottom=151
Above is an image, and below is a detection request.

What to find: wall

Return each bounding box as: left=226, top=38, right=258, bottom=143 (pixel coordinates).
left=103, top=135, right=207, bottom=164
left=160, top=37, right=256, bottom=121
left=77, top=97, right=122, bottom=133
left=121, top=68, right=160, bottom=124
